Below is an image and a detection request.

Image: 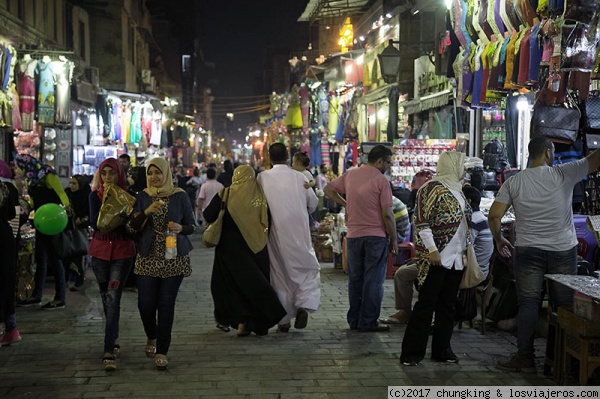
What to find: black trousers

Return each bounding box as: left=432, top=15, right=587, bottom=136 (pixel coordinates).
left=400, top=265, right=463, bottom=362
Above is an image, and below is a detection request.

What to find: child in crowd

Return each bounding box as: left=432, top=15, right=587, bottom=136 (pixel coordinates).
left=292, top=152, right=315, bottom=189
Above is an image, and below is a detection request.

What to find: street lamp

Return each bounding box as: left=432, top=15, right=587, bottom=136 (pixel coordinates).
left=377, top=39, right=401, bottom=84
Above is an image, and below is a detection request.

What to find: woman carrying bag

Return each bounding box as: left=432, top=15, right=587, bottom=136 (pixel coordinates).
left=64, top=174, right=91, bottom=290
left=88, top=158, right=136, bottom=371
left=203, top=165, right=286, bottom=336
left=127, top=157, right=195, bottom=370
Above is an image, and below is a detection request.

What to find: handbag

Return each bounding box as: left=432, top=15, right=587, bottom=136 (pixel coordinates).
left=97, top=184, right=136, bottom=233
left=202, top=188, right=229, bottom=248
left=584, top=96, right=600, bottom=131
left=460, top=243, right=484, bottom=289
left=460, top=218, right=484, bottom=289
left=531, top=103, right=580, bottom=143
left=51, top=219, right=89, bottom=260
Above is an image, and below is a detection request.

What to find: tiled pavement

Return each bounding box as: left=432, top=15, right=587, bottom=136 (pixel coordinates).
left=0, top=233, right=587, bottom=398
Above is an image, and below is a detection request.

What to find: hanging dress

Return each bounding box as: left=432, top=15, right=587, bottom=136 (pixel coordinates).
left=18, top=58, right=37, bottom=131
left=36, top=59, right=56, bottom=125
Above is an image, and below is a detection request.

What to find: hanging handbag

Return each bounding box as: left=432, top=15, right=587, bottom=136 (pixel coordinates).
left=531, top=89, right=581, bottom=143
left=584, top=96, right=600, bottom=131
left=51, top=219, right=90, bottom=259
left=460, top=219, right=484, bottom=289
left=202, top=188, right=229, bottom=248
left=97, top=184, right=137, bottom=233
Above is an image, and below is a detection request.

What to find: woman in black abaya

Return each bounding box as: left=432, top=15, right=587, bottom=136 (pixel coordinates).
left=203, top=165, right=285, bottom=336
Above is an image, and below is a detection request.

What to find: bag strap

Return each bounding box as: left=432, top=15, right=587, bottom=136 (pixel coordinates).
left=220, top=187, right=230, bottom=210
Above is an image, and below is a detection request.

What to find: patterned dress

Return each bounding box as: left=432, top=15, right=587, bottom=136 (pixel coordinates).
left=134, top=197, right=192, bottom=278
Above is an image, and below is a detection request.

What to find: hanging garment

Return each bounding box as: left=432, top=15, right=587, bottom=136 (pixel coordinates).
left=318, top=87, right=329, bottom=128
left=320, top=132, right=330, bottom=165
left=18, top=58, right=37, bottom=131
left=309, top=127, right=321, bottom=167
left=299, top=84, right=309, bottom=129
left=328, top=95, right=339, bottom=135
left=150, top=111, right=162, bottom=146
left=2, top=46, right=13, bottom=92
left=121, top=104, right=132, bottom=143
left=453, top=50, right=466, bottom=106
left=528, top=22, right=543, bottom=83
left=470, top=42, right=486, bottom=107
left=10, top=84, right=21, bottom=131
left=36, top=59, right=56, bottom=125
left=503, top=31, right=521, bottom=89
left=452, top=0, right=468, bottom=47
left=112, top=102, right=121, bottom=141
left=491, top=0, right=505, bottom=37
left=55, top=61, right=73, bottom=125
left=517, top=27, right=534, bottom=84
left=129, top=103, right=142, bottom=144
left=142, top=103, right=153, bottom=144
left=497, top=32, right=513, bottom=88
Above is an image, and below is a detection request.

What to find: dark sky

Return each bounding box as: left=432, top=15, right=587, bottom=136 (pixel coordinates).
left=202, top=0, right=309, bottom=133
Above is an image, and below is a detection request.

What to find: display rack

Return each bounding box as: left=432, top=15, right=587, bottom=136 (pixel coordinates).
left=391, top=138, right=456, bottom=188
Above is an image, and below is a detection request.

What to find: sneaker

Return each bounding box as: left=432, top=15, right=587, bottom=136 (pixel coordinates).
left=17, top=297, right=41, bottom=307
left=496, top=354, right=537, bottom=373
left=103, top=354, right=117, bottom=371
left=0, top=329, right=22, bottom=346
left=41, top=301, right=65, bottom=310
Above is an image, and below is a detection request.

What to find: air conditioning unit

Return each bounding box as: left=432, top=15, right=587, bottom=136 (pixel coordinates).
left=141, top=69, right=152, bottom=85
left=84, top=67, right=100, bottom=87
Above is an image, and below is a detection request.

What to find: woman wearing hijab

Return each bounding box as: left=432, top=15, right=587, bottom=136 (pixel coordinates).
left=0, top=159, right=21, bottom=346
left=14, top=154, right=71, bottom=309
left=203, top=165, right=286, bottom=337
left=64, top=174, right=91, bottom=291
left=400, top=151, right=471, bottom=367
left=88, top=158, right=136, bottom=370
left=128, top=157, right=195, bottom=370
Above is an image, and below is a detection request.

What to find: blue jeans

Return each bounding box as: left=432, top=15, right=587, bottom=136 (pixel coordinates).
left=33, top=233, right=66, bottom=303
left=514, top=246, right=577, bottom=359
left=346, top=236, right=388, bottom=329
left=136, top=274, right=184, bottom=356
left=91, top=257, right=133, bottom=353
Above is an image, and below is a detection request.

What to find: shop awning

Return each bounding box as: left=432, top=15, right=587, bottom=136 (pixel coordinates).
left=360, top=83, right=398, bottom=104
left=402, top=89, right=453, bottom=115
left=298, top=0, right=371, bottom=23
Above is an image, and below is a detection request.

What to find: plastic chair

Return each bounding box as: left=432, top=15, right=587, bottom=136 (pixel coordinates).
left=386, top=224, right=416, bottom=279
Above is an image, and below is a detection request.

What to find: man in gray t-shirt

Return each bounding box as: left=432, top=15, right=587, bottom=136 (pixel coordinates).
left=488, top=136, right=600, bottom=373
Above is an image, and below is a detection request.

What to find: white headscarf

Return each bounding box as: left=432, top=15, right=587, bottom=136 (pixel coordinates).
left=431, top=151, right=465, bottom=192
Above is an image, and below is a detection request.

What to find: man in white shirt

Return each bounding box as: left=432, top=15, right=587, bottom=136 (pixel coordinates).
left=489, top=136, right=600, bottom=373
left=198, top=168, right=224, bottom=226
left=257, top=143, right=321, bottom=332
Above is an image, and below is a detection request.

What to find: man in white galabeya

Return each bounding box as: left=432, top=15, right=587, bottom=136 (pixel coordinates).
left=489, top=136, right=600, bottom=373
left=257, top=143, right=321, bottom=332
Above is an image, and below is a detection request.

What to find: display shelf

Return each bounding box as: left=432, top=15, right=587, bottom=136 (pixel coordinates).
left=391, top=139, right=456, bottom=188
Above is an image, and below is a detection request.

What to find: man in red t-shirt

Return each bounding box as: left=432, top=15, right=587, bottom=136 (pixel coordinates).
left=324, top=145, right=397, bottom=332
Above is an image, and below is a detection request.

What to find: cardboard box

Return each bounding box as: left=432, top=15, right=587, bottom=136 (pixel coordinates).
left=573, top=291, right=600, bottom=322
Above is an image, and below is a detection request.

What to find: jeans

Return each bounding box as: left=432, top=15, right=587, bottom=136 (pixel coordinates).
left=33, top=232, right=66, bottom=303
left=91, top=257, right=132, bottom=353
left=514, top=246, right=577, bottom=359
left=346, top=236, right=388, bottom=329
left=400, top=266, right=463, bottom=362
left=1, top=223, right=17, bottom=330
left=137, top=274, right=184, bottom=356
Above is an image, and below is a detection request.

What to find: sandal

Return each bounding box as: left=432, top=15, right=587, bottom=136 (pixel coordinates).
left=155, top=354, right=168, bottom=370
left=277, top=323, right=291, bottom=333
left=237, top=322, right=250, bottom=337
left=146, top=339, right=156, bottom=358
left=216, top=323, right=230, bottom=332
left=103, top=354, right=117, bottom=371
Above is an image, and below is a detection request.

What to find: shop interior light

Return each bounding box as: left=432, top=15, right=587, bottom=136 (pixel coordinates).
left=378, top=108, right=388, bottom=120
left=411, top=6, right=420, bottom=15
left=445, top=0, right=452, bottom=9
left=385, top=13, right=392, bottom=18
left=517, top=95, right=530, bottom=111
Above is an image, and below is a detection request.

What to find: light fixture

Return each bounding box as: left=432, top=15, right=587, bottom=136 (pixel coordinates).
left=517, top=94, right=530, bottom=111
left=308, top=42, right=312, bottom=50
left=377, top=39, right=401, bottom=84
left=411, top=5, right=420, bottom=15
left=385, top=12, right=392, bottom=18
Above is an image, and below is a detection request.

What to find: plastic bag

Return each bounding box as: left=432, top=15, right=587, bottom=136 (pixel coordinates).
left=97, top=184, right=136, bottom=233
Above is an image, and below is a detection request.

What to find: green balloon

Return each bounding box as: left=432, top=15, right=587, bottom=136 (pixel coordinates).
left=34, top=203, right=68, bottom=235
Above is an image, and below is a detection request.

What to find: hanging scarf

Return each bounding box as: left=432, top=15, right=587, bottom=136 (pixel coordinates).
left=14, top=154, right=54, bottom=187
left=96, top=158, right=128, bottom=200
left=227, top=165, right=268, bottom=254
left=143, top=157, right=184, bottom=198
left=430, top=151, right=465, bottom=192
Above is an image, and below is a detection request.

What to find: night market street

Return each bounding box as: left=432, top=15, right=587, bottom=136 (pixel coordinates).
left=0, top=233, right=576, bottom=399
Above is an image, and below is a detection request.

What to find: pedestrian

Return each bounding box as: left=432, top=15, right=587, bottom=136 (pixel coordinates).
left=203, top=165, right=286, bottom=336
left=324, top=144, right=397, bottom=332
left=64, top=174, right=91, bottom=291
left=292, top=152, right=315, bottom=189
left=399, top=151, right=469, bottom=366
left=88, top=159, right=136, bottom=370
left=257, top=143, right=321, bottom=332
left=14, top=154, right=71, bottom=309
left=128, top=157, right=196, bottom=370
left=0, top=159, right=21, bottom=346
left=186, top=167, right=203, bottom=224
left=489, top=136, right=600, bottom=372
left=198, top=168, right=224, bottom=226
left=217, top=159, right=234, bottom=188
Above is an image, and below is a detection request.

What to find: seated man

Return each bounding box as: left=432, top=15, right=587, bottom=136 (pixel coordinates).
left=380, top=186, right=493, bottom=325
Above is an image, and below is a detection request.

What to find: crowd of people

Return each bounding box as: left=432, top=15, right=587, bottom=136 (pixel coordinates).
left=0, top=136, right=591, bottom=376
